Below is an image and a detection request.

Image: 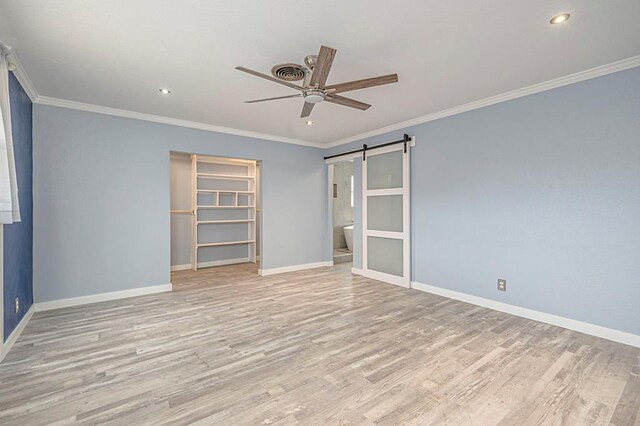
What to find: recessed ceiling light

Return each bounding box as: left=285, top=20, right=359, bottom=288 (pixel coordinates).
left=159, top=88, right=171, bottom=95
left=306, top=120, right=314, bottom=126
left=550, top=13, right=570, bottom=24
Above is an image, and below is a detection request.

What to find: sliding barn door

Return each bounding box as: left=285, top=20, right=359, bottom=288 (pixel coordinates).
left=362, top=144, right=410, bottom=287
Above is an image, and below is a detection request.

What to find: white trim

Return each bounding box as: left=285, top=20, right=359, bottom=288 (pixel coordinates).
left=35, top=96, right=325, bottom=148
left=367, top=188, right=404, bottom=197
left=7, top=51, right=322, bottom=148
left=325, top=152, right=361, bottom=164
left=367, top=229, right=403, bottom=239
left=1, top=305, right=34, bottom=362
left=191, top=154, right=198, bottom=270
left=351, top=267, right=364, bottom=275
left=325, top=138, right=416, bottom=164
left=258, top=261, right=333, bottom=277
left=326, top=55, right=640, bottom=148
left=360, top=269, right=407, bottom=288
left=411, top=281, right=640, bottom=349
left=197, top=257, right=252, bottom=269
left=327, top=162, right=335, bottom=261
left=34, top=283, right=173, bottom=312
left=171, top=263, right=192, bottom=272
left=5, top=51, right=38, bottom=102
left=9, top=45, right=639, bottom=149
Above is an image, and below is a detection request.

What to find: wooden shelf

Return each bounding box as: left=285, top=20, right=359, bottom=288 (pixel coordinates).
left=197, top=240, right=255, bottom=248
left=170, top=209, right=192, bottom=214
left=197, top=173, right=254, bottom=181
left=189, top=154, right=258, bottom=270
left=197, top=189, right=254, bottom=194
left=197, top=205, right=254, bottom=209
left=197, top=219, right=255, bottom=225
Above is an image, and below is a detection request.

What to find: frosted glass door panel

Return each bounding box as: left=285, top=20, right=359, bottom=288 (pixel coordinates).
left=361, top=142, right=411, bottom=287
left=367, top=150, right=403, bottom=190
left=367, top=195, right=403, bottom=232
left=367, top=237, right=403, bottom=277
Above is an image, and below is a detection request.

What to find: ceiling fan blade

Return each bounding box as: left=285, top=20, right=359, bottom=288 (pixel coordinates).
left=300, top=102, right=315, bottom=118
left=245, top=94, right=302, bottom=103
left=325, top=94, right=371, bottom=111
left=325, top=73, right=398, bottom=94
left=235, top=66, right=304, bottom=91
left=309, top=45, right=337, bottom=89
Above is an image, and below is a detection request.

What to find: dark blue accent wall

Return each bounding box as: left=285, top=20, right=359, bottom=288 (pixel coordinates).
left=3, top=72, right=33, bottom=341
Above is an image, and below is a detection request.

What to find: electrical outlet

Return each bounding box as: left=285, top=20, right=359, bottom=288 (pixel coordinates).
left=14, top=297, right=19, bottom=313
left=498, top=279, right=507, bottom=292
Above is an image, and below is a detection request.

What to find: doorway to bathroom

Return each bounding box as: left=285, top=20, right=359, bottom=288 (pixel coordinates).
left=331, top=161, right=354, bottom=265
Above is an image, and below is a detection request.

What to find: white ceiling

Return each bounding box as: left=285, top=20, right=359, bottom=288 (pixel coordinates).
left=1, top=0, right=639, bottom=146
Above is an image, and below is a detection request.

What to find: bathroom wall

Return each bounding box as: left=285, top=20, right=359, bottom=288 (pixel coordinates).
left=332, top=161, right=353, bottom=249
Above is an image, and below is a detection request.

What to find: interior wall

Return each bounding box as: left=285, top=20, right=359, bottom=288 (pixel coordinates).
left=169, top=152, right=192, bottom=267
left=33, top=106, right=328, bottom=303
left=3, top=72, right=33, bottom=340
left=325, top=67, right=640, bottom=335
left=332, top=161, right=353, bottom=249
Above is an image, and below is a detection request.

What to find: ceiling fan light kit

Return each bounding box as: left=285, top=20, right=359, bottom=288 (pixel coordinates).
left=236, top=45, right=399, bottom=119
left=303, top=89, right=325, bottom=104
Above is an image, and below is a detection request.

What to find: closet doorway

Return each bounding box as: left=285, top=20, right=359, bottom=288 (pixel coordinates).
left=170, top=152, right=261, bottom=272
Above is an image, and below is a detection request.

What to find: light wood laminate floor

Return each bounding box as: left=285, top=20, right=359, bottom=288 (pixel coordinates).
left=1, top=263, right=638, bottom=425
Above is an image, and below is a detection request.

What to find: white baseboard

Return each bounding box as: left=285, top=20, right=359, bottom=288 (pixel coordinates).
left=411, top=281, right=640, bottom=349
left=171, top=263, right=191, bottom=271
left=34, top=283, right=173, bottom=312
left=198, top=258, right=252, bottom=268
left=171, top=257, right=252, bottom=271
left=1, top=305, right=34, bottom=362
left=259, top=261, right=333, bottom=277
left=351, top=267, right=364, bottom=275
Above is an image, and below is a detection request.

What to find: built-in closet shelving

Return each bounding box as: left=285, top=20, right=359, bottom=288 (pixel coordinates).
left=191, top=154, right=257, bottom=270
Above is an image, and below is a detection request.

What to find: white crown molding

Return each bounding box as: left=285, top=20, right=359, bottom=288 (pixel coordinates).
left=8, top=47, right=323, bottom=147
left=326, top=55, right=640, bottom=148
left=35, top=96, right=326, bottom=148
left=5, top=48, right=38, bottom=102
left=7, top=45, right=639, bottom=150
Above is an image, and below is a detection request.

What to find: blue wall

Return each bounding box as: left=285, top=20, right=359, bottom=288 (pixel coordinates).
left=325, top=67, right=640, bottom=335
left=33, top=106, right=329, bottom=302
left=3, top=72, right=33, bottom=341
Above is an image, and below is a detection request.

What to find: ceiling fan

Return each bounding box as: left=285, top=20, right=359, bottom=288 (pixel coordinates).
left=236, top=45, right=398, bottom=118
